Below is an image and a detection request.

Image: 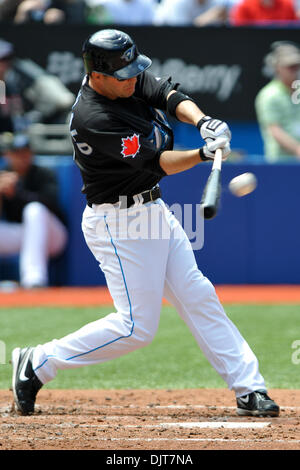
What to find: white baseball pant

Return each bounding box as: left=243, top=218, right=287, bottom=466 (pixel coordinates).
left=0, top=201, right=67, bottom=288
left=32, top=198, right=266, bottom=397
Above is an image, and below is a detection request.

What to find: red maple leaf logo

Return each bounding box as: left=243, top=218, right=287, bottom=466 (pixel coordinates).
left=121, top=134, right=140, bottom=158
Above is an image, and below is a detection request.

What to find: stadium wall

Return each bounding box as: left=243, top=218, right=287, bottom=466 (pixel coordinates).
left=32, top=158, right=300, bottom=286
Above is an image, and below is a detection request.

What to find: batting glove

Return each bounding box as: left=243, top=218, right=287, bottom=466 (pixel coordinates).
left=200, top=136, right=231, bottom=161
left=197, top=116, right=231, bottom=143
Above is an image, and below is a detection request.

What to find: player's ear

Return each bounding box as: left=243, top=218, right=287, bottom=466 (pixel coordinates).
left=90, top=71, right=103, bottom=81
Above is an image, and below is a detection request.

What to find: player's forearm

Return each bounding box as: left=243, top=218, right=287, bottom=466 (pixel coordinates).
left=268, top=124, right=300, bottom=158
left=167, top=90, right=205, bottom=126
left=159, top=148, right=202, bottom=175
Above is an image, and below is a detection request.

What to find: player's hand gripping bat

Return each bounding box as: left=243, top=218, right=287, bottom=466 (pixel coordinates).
left=200, top=148, right=223, bottom=219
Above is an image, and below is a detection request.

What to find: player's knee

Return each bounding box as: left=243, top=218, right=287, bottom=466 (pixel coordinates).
left=179, top=271, right=216, bottom=302
left=132, top=324, right=158, bottom=348
left=185, top=274, right=218, bottom=307
left=200, top=276, right=217, bottom=299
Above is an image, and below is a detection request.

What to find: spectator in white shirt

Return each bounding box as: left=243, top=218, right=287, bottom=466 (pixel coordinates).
left=85, top=0, right=156, bottom=25
left=154, top=0, right=230, bottom=26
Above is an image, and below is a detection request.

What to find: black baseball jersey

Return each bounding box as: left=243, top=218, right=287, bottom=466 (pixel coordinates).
left=70, top=71, right=178, bottom=206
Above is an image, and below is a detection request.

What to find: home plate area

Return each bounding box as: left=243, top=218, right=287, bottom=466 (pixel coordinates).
left=1, top=388, right=300, bottom=450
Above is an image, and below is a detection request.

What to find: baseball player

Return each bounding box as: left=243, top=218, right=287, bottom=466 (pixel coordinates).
left=11, top=29, right=279, bottom=417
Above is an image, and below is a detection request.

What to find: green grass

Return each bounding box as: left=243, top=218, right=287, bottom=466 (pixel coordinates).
left=1, top=304, right=300, bottom=390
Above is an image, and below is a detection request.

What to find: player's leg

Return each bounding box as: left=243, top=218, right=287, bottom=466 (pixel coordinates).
left=19, top=202, right=67, bottom=288
left=31, top=203, right=169, bottom=384
left=161, top=201, right=266, bottom=397
left=0, top=221, right=23, bottom=255
left=163, top=223, right=279, bottom=417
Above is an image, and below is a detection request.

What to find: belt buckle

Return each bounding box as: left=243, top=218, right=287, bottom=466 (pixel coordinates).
left=149, top=189, right=154, bottom=202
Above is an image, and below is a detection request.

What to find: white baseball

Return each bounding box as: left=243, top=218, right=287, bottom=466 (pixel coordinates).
left=228, top=172, right=257, bottom=197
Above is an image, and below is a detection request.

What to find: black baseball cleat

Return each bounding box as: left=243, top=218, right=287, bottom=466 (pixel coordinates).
left=11, top=347, right=43, bottom=415
left=236, top=389, right=280, bottom=417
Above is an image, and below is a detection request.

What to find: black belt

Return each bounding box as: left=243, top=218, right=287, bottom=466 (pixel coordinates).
left=88, top=186, right=161, bottom=209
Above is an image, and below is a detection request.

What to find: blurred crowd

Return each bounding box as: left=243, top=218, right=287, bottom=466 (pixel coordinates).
left=0, top=37, right=75, bottom=157
left=0, top=0, right=300, bottom=26
left=0, top=2, right=300, bottom=289
left=1, top=0, right=300, bottom=163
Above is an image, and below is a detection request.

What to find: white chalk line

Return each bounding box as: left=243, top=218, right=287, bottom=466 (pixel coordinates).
left=0, top=420, right=296, bottom=445
left=0, top=421, right=271, bottom=430
left=156, top=421, right=271, bottom=429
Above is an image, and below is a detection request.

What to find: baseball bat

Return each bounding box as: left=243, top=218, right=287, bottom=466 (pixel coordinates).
left=200, top=148, right=223, bottom=219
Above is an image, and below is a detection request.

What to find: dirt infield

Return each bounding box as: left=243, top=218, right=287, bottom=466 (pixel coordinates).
left=1, top=286, right=300, bottom=451
left=1, top=389, right=300, bottom=450
left=1, top=285, right=300, bottom=307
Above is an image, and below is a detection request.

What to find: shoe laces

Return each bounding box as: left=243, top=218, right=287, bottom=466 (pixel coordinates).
left=254, top=391, right=270, bottom=401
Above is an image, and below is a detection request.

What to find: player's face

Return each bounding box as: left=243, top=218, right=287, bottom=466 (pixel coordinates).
left=110, top=76, right=138, bottom=99
left=5, top=148, right=33, bottom=175
left=90, top=73, right=137, bottom=100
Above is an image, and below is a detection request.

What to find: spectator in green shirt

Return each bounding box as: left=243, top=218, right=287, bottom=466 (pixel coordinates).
left=255, top=41, right=300, bottom=162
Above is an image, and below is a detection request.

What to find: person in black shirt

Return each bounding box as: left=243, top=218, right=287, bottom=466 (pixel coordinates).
left=0, top=133, right=67, bottom=288
left=11, top=29, right=279, bottom=419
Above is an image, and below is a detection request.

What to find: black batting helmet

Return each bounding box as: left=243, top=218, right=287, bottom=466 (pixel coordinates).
left=82, top=29, right=152, bottom=80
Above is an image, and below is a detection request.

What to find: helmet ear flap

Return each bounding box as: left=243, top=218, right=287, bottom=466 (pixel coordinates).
left=82, top=49, right=94, bottom=75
